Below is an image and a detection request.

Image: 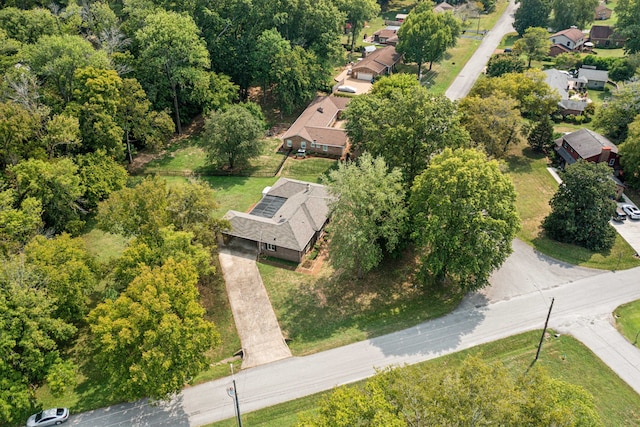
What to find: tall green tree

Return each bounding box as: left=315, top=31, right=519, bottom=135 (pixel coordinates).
left=485, top=53, right=526, bottom=77
left=619, top=114, right=640, bottom=189
left=513, top=27, right=552, bottom=68
left=0, top=189, right=42, bottom=256
left=551, top=0, right=598, bottom=30
left=75, top=150, right=128, bottom=211
left=0, top=7, right=59, bottom=44
left=25, top=234, right=98, bottom=323
left=527, top=117, right=555, bottom=153
left=594, top=80, right=640, bottom=142
left=543, top=161, right=616, bottom=251
left=88, top=258, right=219, bottom=401
left=324, top=153, right=407, bottom=278
left=459, top=93, right=521, bottom=158
left=337, top=0, right=380, bottom=53
left=9, top=158, right=84, bottom=234
left=20, top=34, right=109, bottom=106
left=0, top=101, right=44, bottom=169
left=0, top=258, right=76, bottom=426
left=513, top=0, right=551, bottom=36
left=202, top=103, right=265, bottom=169
left=397, top=2, right=462, bottom=74
left=410, top=148, right=520, bottom=289
left=135, top=9, right=210, bottom=134
left=271, top=46, right=324, bottom=115
left=42, top=114, right=81, bottom=158
left=616, top=0, right=640, bottom=53
left=344, top=84, right=470, bottom=184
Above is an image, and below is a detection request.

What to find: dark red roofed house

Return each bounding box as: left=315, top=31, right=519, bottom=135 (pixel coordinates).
left=589, top=25, right=626, bottom=48
left=594, top=4, right=612, bottom=20
left=281, top=96, right=350, bottom=158
left=351, top=45, right=403, bottom=81
left=373, top=27, right=399, bottom=45
left=555, top=129, right=619, bottom=169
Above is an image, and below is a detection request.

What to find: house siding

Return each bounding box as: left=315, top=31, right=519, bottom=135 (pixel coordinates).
left=260, top=243, right=302, bottom=262
left=286, top=135, right=344, bottom=158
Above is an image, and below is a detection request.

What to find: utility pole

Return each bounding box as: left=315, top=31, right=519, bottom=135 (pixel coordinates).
left=226, top=364, right=243, bottom=427
left=534, top=297, right=555, bottom=363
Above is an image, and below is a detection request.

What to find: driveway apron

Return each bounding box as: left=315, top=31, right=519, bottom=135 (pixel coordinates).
left=218, top=243, right=291, bottom=368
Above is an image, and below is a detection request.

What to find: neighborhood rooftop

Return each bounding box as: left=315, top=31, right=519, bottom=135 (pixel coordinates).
left=281, top=96, right=350, bottom=147
left=561, top=128, right=618, bottom=159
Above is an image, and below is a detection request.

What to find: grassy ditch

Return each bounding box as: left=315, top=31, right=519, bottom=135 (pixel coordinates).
left=615, top=301, right=640, bottom=347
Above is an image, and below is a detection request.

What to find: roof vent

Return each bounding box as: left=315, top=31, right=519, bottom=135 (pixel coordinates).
left=317, top=107, right=324, bottom=113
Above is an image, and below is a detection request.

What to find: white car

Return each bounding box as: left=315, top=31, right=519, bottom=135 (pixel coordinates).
left=621, top=204, right=640, bottom=220
left=337, top=85, right=357, bottom=93
left=26, top=408, right=69, bottom=427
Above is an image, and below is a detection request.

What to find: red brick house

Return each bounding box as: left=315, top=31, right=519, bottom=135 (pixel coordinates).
left=555, top=129, right=619, bottom=169
left=589, top=25, right=626, bottom=48
left=281, top=96, right=350, bottom=158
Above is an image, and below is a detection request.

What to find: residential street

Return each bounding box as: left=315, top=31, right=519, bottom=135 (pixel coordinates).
left=445, top=0, right=518, bottom=100
left=67, top=239, right=640, bottom=426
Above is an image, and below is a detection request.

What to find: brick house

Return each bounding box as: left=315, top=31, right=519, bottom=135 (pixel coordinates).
left=589, top=25, right=626, bottom=48
left=555, top=129, right=619, bottom=169
left=351, top=45, right=403, bottom=81
left=223, top=178, right=331, bottom=262
left=281, top=96, right=350, bottom=158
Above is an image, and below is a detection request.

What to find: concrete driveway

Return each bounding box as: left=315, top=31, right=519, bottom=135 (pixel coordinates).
left=218, top=240, right=291, bottom=369
left=611, top=200, right=640, bottom=256
left=334, top=69, right=373, bottom=95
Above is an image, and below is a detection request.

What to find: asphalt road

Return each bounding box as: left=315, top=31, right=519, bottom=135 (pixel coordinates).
left=67, top=239, right=640, bottom=426
left=445, top=0, right=519, bottom=100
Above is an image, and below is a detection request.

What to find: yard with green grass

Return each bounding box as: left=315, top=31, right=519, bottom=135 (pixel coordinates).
left=207, top=330, right=640, bottom=426
left=615, top=301, right=640, bottom=347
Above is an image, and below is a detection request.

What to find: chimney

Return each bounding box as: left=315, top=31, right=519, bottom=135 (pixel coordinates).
left=599, top=146, right=611, bottom=164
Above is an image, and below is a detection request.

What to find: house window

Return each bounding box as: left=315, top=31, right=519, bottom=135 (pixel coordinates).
left=311, top=141, right=315, bottom=148
left=567, top=41, right=571, bottom=47
left=301, top=141, right=306, bottom=149
left=266, top=243, right=276, bottom=251
left=323, top=145, right=328, bottom=152
left=563, top=141, right=568, bottom=149
left=609, top=158, right=615, bottom=166
left=286, top=139, right=292, bottom=147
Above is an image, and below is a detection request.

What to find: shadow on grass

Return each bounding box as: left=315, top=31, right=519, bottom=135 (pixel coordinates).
left=506, top=147, right=547, bottom=173
left=278, top=250, right=465, bottom=350
left=531, top=233, right=612, bottom=266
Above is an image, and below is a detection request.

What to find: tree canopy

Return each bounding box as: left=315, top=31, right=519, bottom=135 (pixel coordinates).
left=616, top=0, right=640, bottom=53
left=551, top=0, right=598, bottom=30
left=486, top=53, right=526, bottom=77
left=324, top=153, right=407, bottom=278
left=513, top=0, right=550, bottom=36
left=513, top=27, right=552, bottom=68
left=619, top=114, right=640, bottom=190
left=299, top=356, right=602, bottom=426
left=88, top=258, right=219, bottom=401
left=543, top=161, right=617, bottom=252
left=410, top=148, right=520, bottom=290
left=594, top=80, right=640, bottom=142
left=344, top=79, right=470, bottom=184
left=397, top=2, right=462, bottom=74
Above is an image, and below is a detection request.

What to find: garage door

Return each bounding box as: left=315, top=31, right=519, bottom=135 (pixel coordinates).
left=356, top=72, right=373, bottom=81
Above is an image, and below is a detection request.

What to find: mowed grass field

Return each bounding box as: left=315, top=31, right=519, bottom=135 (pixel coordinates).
left=207, top=330, right=640, bottom=426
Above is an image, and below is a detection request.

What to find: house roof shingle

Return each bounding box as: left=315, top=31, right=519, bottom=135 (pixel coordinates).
left=352, top=45, right=403, bottom=73
left=551, top=28, right=585, bottom=44
left=223, top=178, right=331, bottom=252
left=578, top=67, right=608, bottom=82
left=557, top=128, right=618, bottom=159
left=281, top=96, right=350, bottom=144
left=433, top=1, right=454, bottom=12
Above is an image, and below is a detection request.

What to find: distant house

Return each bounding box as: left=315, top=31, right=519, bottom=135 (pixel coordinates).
left=544, top=69, right=589, bottom=116
left=550, top=28, right=586, bottom=51
left=594, top=4, right=612, bottom=20
left=555, top=129, right=619, bottom=169
left=433, top=1, right=455, bottom=13
left=395, top=13, right=408, bottom=22
left=281, top=96, right=350, bottom=158
left=351, top=45, right=403, bottom=81
left=589, top=25, right=626, bottom=48
left=578, top=66, right=608, bottom=89
left=223, top=178, right=331, bottom=263
left=363, top=45, right=377, bottom=56
left=373, top=26, right=400, bottom=45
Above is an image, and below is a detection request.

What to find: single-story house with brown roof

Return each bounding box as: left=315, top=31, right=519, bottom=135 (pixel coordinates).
left=281, top=96, right=350, bottom=158
left=352, top=45, right=403, bottom=81
left=550, top=27, right=586, bottom=51
left=594, top=4, right=612, bottom=20
left=222, top=178, right=331, bottom=262
left=589, top=25, right=626, bottom=48
left=373, top=26, right=400, bottom=45
left=555, top=128, right=619, bottom=169
left=433, top=1, right=454, bottom=13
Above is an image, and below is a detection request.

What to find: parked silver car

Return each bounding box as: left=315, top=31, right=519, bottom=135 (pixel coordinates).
left=621, top=204, right=640, bottom=220
left=26, top=408, right=69, bottom=427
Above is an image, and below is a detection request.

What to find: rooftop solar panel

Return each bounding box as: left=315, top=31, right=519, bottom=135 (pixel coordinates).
left=250, top=195, right=286, bottom=218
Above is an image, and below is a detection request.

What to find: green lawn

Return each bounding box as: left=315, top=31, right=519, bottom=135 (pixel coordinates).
left=506, top=143, right=640, bottom=270
left=615, top=301, right=640, bottom=346
left=259, top=249, right=464, bottom=355
left=279, top=157, right=337, bottom=183
left=207, top=330, right=640, bottom=426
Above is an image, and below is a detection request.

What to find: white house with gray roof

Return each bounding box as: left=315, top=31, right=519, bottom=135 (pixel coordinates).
left=222, top=178, right=331, bottom=262
left=577, top=66, right=608, bottom=89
